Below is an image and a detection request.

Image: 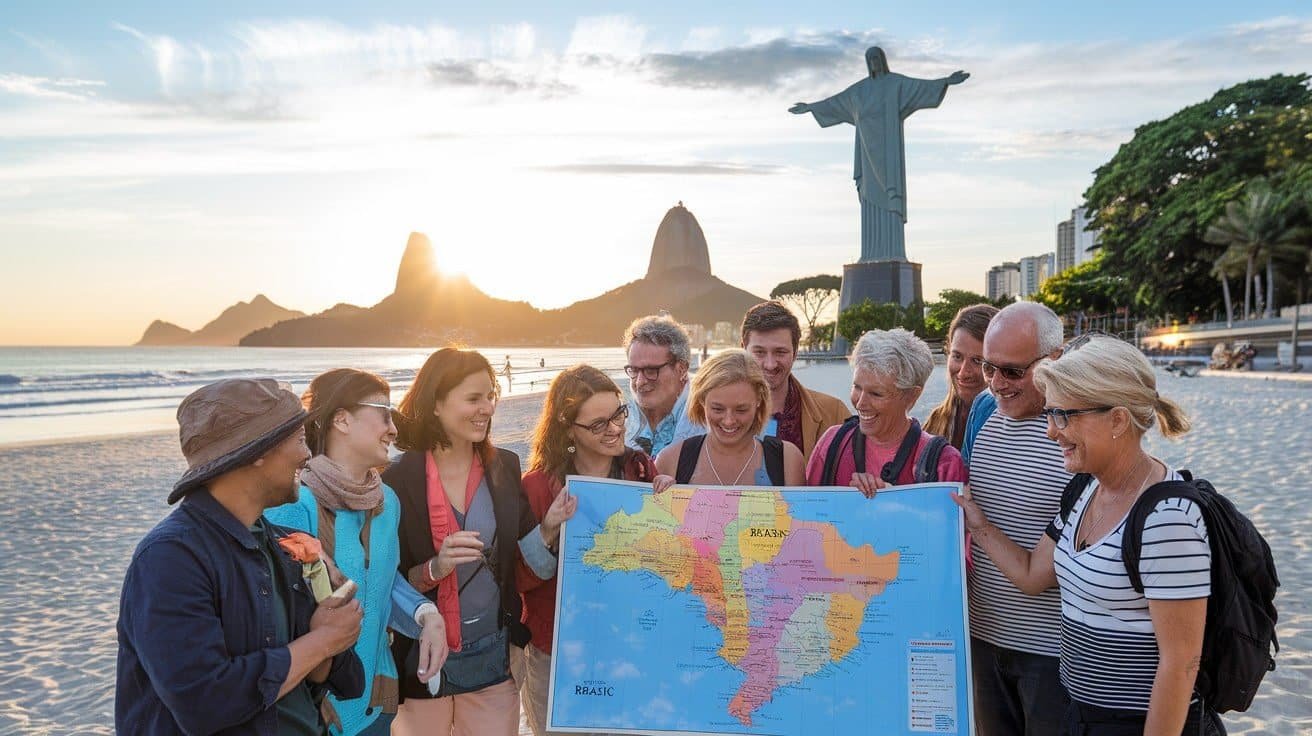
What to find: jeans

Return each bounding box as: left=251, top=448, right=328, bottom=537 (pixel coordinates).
left=1062, top=698, right=1226, bottom=736
left=971, top=637, right=1068, bottom=736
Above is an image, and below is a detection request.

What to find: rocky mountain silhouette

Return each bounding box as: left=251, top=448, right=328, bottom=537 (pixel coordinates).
left=237, top=204, right=766, bottom=347
left=135, top=295, right=305, bottom=346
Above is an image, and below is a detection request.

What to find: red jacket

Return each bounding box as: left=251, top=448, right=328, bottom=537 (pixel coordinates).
left=519, top=449, right=656, bottom=654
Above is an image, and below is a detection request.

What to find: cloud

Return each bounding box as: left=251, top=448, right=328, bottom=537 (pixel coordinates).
left=0, top=74, right=104, bottom=101
left=426, top=60, right=573, bottom=95
left=537, top=162, right=784, bottom=176
left=609, top=661, right=641, bottom=679
left=566, top=16, right=647, bottom=59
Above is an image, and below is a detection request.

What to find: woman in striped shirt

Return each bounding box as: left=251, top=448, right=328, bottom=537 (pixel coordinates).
left=953, top=336, right=1223, bottom=736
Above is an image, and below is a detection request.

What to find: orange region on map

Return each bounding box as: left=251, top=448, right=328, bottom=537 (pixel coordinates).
left=582, top=487, right=899, bottom=727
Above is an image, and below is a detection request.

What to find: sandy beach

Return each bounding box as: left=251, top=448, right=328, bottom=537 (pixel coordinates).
left=0, top=361, right=1307, bottom=735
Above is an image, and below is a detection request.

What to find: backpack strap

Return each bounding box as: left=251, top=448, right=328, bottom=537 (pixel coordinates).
left=761, top=436, right=785, bottom=486
left=1122, top=479, right=1206, bottom=594
left=674, top=435, right=706, bottom=485
left=913, top=435, right=949, bottom=483
left=1059, top=473, right=1094, bottom=524
left=820, top=417, right=861, bottom=486
left=879, top=418, right=924, bottom=485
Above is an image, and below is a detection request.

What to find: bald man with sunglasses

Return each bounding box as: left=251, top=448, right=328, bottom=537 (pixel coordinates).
left=960, top=302, right=1073, bottom=736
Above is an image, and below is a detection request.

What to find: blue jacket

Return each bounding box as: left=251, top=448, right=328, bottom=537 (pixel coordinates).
left=961, top=391, right=997, bottom=465
left=265, top=485, right=431, bottom=735
left=116, top=489, right=364, bottom=736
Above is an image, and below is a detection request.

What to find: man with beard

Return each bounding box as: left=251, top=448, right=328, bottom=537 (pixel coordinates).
left=740, top=301, right=849, bottom=462
left=117, top=378, right=364, bottom=735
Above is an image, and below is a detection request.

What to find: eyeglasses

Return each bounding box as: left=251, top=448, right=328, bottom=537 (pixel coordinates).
left=1060, top=330, right=1112, bottom=357
left=574, top=404, right=629, bottom=435
left=980, top=355, right=1044, bottom=381
left=623, top=361, right=674, bottom=380
left=354, top=401, right=396, bottom=421
left=1041, top=406, right=1113, bottom=429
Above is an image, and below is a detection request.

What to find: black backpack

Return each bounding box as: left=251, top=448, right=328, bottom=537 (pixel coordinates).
left=818, top=416, right=948, bottom=487
left=1058, top=472, right=1279, bottom=713
left=675, top=435, right=785, bottom=485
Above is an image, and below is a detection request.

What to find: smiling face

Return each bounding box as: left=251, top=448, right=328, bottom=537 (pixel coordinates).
left=947, top=328, right=987, bottom=408
left=849, top=366, right=920, bottom=443
left=331, top=391, right=396, bottom=469
left=702, top=380, right=760, bottom=449
left=1044, top=388, right=1120, bottom=475
left=744, top=328, right=795, bottom=398
left=627, top=341, right=687, bottom=418
left=983, top=322, right=1047, bottom=419
left=434, top=370, right=497, bottom=445
left=569, top=391, right=627, bottom=461
left=257, top=426, right=312, bottom=508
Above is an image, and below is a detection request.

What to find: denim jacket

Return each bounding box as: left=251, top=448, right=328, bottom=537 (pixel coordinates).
left=116, top=489, right=364, bottom=735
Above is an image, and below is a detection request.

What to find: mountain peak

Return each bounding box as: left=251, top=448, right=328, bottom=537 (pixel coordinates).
left=395, top=232, right=440, bottom=296
left=646, top=201, right=712, bottom=279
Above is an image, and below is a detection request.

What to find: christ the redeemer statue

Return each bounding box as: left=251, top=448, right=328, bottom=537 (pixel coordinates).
left=791, top=47, right=968, bottom=262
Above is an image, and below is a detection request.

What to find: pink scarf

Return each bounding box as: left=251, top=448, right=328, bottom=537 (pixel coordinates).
left=424, top=452, right=484, bottom=652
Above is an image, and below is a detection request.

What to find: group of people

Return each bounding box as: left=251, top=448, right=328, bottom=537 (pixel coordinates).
left=116, top=298, right=1221, bottom=736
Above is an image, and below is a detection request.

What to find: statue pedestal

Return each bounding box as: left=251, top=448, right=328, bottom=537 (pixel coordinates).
left=834, top=260, right=923, bottom=353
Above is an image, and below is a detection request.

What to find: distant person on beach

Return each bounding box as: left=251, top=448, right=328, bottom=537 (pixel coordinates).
left=264, top=369, right=448, bottom=735
left=954, top=336, right=1224, bottom=736
left=924, top=303, right=999, bottom=449
left=805, top=329, right=967, bottom=493
left=502, top=356, right=513, bottom=394
left=655, top=350, right=804, bottom=487
left=622, top=315, right=705, bottom=456
left=517, top=365, right=665, bottom=735
left=958, top=302, right=1072, bottom=736
left=116, top=378, right=364, bottom=734
left=740, top=301, right=850, bottom=463
left=384, top=348, right=567, bottom=736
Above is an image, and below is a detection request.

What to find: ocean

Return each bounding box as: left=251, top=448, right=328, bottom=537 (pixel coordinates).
left=0, top=346, right=632, bottom=447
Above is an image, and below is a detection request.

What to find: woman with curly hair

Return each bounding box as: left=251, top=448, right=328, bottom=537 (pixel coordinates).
left=516, top=364, right=664, bottom=735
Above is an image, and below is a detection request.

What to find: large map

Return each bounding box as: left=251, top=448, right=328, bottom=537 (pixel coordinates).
left=548, top=478, right=973, bottom=736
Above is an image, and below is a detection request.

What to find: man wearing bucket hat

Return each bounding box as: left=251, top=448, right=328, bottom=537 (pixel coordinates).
left=116, top=378, right=365, bottom=735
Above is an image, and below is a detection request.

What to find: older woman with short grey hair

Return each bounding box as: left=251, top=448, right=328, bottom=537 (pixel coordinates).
left=806, top=328, right=967, bottom=495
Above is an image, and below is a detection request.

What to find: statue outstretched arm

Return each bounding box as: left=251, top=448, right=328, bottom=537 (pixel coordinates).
left=789, top=102, right=811, bottom=114
left=789, top=90, right=855, bottom=128
left=944, top=70, right=969, bottom=85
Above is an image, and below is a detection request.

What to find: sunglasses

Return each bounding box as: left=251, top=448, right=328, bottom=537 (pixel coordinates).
left=623, top=361, right=675, bottom=380
left=1041, top=406, right=1113, bottom=429
left=573, top=404, right=629, bottom=435
left=980, top=355, right=1044, bottom=381
left=354, top=401, right=397, bottom=420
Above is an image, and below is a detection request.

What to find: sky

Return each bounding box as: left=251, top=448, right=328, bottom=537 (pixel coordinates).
left=1, top=2, right=1311, bottom=345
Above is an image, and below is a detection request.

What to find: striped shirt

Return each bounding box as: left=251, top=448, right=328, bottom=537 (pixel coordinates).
left=1047, top=471, right=1211, bottom=710
left=967, top=412, right=1071, bottom=656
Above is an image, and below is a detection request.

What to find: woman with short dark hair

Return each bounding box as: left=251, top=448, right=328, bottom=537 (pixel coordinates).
left=384, top=348, right=571, bottom=735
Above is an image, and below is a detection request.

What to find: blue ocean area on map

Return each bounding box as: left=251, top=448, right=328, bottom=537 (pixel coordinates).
left=549, top=478, right=973, bottom=735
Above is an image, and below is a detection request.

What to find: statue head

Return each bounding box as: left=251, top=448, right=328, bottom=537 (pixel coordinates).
left=865, top=47, right=889, bottom=77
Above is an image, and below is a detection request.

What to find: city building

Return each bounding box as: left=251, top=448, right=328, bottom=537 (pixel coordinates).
left=1019, top=252, right=1056, bottom=298
left=1056, top=205, right=1101, bottom=274
left=986, top=262, right=1021, bottom=302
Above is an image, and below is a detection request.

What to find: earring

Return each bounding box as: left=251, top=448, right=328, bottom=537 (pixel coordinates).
left=567, top=445, right=576, bottom=454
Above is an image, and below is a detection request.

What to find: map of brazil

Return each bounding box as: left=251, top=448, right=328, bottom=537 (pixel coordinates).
left=549, top=478, right=974, bottom=736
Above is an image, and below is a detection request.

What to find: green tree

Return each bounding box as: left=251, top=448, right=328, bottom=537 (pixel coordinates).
left=771, top=275, right=842, bottom=349
left=809, top=321, right=836, bottom=352
left=1084, top=74, right=1312, bottom=318
left=1204, top=179, right=1300, bottom=319
left=923, top=289, right=993, bottom=339
left=837, top=300, right=902, bottom=343
left=1031, top=254, right=1127, bottom=315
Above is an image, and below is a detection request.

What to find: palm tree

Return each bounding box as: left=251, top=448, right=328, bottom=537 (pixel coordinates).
left=1205, top=180, right=1296, bottom=320
left=1210, top=249, right=1245, bottom=327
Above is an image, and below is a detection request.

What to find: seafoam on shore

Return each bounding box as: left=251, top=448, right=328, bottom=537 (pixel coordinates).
left=0, top=362, right=1306, bottom=735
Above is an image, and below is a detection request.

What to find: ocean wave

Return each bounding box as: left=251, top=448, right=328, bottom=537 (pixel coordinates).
left=0, top=374, right=20, bottom=385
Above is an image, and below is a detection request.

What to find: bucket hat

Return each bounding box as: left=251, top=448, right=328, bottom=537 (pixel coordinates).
left=170, top=378, right=308, bottom=504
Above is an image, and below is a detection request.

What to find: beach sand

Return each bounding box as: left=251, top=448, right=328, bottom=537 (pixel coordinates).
left=0, top=362, right=1307, bottom=734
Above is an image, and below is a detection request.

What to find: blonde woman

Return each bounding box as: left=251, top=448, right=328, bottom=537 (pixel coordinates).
left=655, top=349, right=804, bottom=487
left=953, top=336, right=1222, bottom=736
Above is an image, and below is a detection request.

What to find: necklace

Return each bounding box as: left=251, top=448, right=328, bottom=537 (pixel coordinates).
left=703, top=440, right=758, bottom=486
left=1076, top=455, right=1157, bottom=551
